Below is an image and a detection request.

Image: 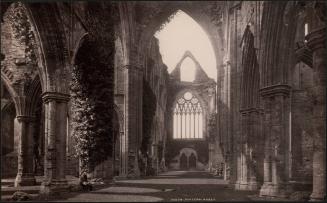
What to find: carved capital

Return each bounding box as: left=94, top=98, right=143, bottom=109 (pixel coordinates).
left=14, top=96, right=32, bottom=117
left=306, top=26, right=326, bottom=52
left=122, top=64, right=143, bottom=73
left=16, top=115, right=34, bottom=122
left=42, top=92, right=70, bottom=104
left=259, top=84, right=291, bottom=98
left=240, top=108, right=260, bottom=115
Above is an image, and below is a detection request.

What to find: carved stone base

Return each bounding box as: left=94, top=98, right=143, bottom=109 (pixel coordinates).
left=113, top=175, right=128, bottom=181
left=310, top=192, right=326, bottom=202
left=259, top=182, right=289, bottom=198
left=288, top=180, right=312, bottom=192
left=127, top=168, right=140, bottom=178
left=235, top=180, right=259, bottom=191
left=127, top=154, right=140, bottom=178
left=40, top=179, right=69, bottom=197
left=14, top=173, right=36, bottom=187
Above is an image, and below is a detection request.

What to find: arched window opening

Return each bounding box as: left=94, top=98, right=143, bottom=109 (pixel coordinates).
left=173, top=92, right=203, bottom=139
left=304, top=23, right=308, bottom=36
left=155, top=10, right=217, bottom=81
left=180, top=57, right=196, bottom=82
left=304, top=22, right=309, bottom=43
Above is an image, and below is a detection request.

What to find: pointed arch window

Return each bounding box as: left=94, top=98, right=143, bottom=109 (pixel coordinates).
left=173, top=92, right=203, bottom=139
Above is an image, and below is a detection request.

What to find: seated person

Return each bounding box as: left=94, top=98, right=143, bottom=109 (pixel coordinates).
left=79, top=172, right=93, bottom=191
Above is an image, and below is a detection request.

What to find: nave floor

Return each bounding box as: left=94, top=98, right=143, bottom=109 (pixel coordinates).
left=47, top=171, right=256, bottom=202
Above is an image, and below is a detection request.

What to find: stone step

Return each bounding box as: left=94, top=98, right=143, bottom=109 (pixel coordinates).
left=0, top=193, right=39, bottom=201
left=1, top=180, right=43, bottom=188
left=1, top=185, right=40, bottom=196
left=1, top=176, right=79, bottom=199
left=1, top=179, right=14, bottom=187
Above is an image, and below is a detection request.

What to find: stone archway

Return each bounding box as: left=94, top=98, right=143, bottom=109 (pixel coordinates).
left=189, top=153, right=197, bottom=169
left=178, top=147, right=199, bottom=170
left=117, top=2, right=226, bottom=177
left=1, top=2, right=71, bottom=193
left=136, top=3, right=225, bottom=70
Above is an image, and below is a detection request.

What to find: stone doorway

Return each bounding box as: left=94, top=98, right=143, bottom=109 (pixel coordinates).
left=180, top=153, right=187, bottom=170
left=189, top=153, right=196, bottom=169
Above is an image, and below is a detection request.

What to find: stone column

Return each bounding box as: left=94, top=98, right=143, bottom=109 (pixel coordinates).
left=14, top=115, right=36, bottom=186
left=306, top=26, right=326, bottom=201
left=235, top=108, right=260, bottom=191
left=187, top=154, right=189, bottom=170
left=123, top=64, right=143, bottom=178
left=259, top=85, right=291, bottom=197
left=151, top=143, right=158, bottom=175
left=208, top=143, right=214, bottom=172
left=119, top=131, right=127, bottom=177
left=40, top=92, right=69, bottom=196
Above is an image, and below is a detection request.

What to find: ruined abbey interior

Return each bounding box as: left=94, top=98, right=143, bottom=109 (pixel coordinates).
left=1, top=1, right=326, bottom=202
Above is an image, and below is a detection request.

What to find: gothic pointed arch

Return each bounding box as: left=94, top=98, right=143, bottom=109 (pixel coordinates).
left=26, top=3, right=71, bottom=93
left=259, top=1, right=299, bottom=88
left=240, top=25, right=260, bottom=110
left=136, top=4, right=225, bottom=72
left=172, top=51, right=211, bottom=83
left=1, top=2, right=71, bottom=94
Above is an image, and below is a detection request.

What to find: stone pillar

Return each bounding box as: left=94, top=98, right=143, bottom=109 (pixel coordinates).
left=119, top=131, right=128, bottom=177
left=208, top=143, right=214, bottom=172
left=124, top=64, right=143, bottom=178
left=40, top=92, right=69, bottom=196
left=259, top=85, right=291, bottom=197
left=306, top=26, right=326, bottom=201
left=151, top=143, right=158, bottom=175
left=235, top=108, right=260, bottom=191
left=14, top=115, right=36, bottom=187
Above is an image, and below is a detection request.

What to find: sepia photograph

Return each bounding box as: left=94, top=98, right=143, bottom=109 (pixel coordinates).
left=0, top=0, right=326, bottom=202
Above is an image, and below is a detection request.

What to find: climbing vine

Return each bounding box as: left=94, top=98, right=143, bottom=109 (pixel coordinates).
left=201, top=2, right=224, bottom=26
left=70, top=2, right=117, bottom=175
left=7, top=2, right=37, bottom=65
left=71, top=37, right=115, bottom=174
left=135, top=2, right=177, bottom=33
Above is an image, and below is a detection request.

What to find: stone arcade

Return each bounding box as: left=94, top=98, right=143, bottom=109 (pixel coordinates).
left=1, top=1, right=326, bottom=201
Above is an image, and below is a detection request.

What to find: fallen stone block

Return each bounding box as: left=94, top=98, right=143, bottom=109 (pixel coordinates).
left=11, top=191, right=32, bottom=201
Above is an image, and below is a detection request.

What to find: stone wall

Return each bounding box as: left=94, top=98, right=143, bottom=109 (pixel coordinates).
left=1, top=90, right=17, bottom=177
left=1, top=3, right=39, bottom=88
left=0, top=2, right=323, bottom=199
left=166, top=51, right=217, bottom=171
left=290, top=62, right=314, bottom=185
left=141, top=37, right=169, bottom=173
left=166, top=140, right=208, bottom=169
left=291, top=90, right=313, bottom=182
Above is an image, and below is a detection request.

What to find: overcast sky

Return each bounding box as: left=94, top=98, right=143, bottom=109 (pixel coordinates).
left=155, top=10, right=217, bottom=81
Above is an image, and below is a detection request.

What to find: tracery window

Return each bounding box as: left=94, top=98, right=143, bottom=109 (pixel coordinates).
left=173, top=92, right=203, bottom=139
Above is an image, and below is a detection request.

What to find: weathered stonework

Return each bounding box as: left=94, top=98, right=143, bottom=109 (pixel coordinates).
left=0, top=1, right=324, bottom=200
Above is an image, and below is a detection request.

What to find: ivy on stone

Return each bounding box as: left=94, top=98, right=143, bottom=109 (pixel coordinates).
left=71, top=34, right=115, bottom=174
left=8, top=2, right=37, bottom=65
